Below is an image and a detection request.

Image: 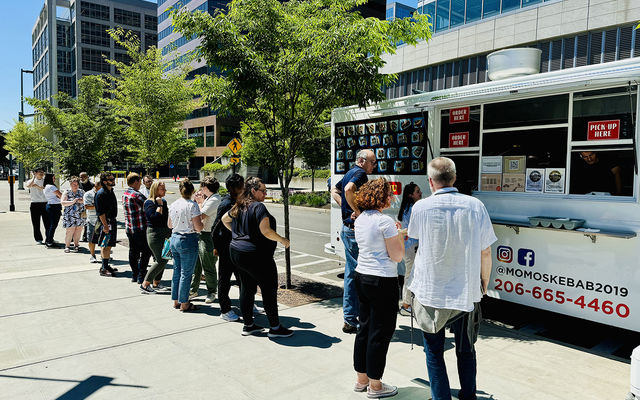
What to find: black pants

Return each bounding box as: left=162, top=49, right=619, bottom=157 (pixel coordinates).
left=126, top=230, right=152, bottom=283
left=45, top=204, right=62, bottom=245
left=353, top=271, right=398, bottom=380
left=217, top=245, right=239, bottom=314
left=30, top=202, right=49, bottom=242
left=229, top=248, right=279, bottom=327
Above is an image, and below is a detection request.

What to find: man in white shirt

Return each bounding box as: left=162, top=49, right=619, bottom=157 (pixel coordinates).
left=140, top=175, right=153, bottom=198
left=192, top=176, right=221, bottom=303
left=26, top=168, right=49, bottom=244
left=407, top=157, right=497, bottom=400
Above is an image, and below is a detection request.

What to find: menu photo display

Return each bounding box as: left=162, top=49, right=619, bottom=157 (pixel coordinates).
left=335, top=113, right=427, bottom=175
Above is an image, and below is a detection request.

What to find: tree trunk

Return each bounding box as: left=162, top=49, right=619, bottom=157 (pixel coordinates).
left=280, top=170, right=292, bottom=289
left=311, top=168, right=315, bottom=192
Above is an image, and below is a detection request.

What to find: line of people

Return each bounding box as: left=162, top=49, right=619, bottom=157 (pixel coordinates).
left=26, top=169, right=294, bottom=338
left=332, top=153, right=496, bottom=400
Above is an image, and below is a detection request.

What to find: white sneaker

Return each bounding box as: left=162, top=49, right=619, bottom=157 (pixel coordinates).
left=205, top=293, right=216, bottom=304
left=188, top=292, right=198, bottom=300
left=221, top=310, right=239, bottom=322
left=253, top=304, right=265, bottom=314
left=89, top=256, right=99, bottom=263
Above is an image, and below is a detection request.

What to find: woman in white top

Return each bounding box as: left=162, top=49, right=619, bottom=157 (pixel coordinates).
left=168, top=179, right=203, bottom=312
left=43, top=173, right=63, bottom=248
left=61, top=176, right=86, bottom=253
left=352, top=178, right=404, bottom=399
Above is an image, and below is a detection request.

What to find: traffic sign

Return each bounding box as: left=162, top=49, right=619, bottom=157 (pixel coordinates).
left=230, top=156, right=241, bottom=165
left=227, top=138, right=242, bottom=155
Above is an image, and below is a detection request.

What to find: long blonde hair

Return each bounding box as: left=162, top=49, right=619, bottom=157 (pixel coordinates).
left=149, top=180, right=165, bottom=200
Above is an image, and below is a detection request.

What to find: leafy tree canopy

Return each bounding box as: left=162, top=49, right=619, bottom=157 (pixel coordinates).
left=3, top=120, right=57, bottom=172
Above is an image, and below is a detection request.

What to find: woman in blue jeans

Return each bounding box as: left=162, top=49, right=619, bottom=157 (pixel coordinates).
left=168, top=179, right=203, bottom=312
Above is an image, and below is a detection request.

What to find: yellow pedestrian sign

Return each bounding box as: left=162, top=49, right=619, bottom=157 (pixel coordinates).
left=227, top=138, right=242, bottom=155
left=230, top=156, right=241, bottom=164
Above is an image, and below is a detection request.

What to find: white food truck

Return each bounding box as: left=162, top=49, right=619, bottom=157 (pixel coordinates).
left=329, top=57, right=640, bottom=332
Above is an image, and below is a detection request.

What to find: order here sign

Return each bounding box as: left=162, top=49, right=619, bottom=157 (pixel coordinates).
left=587, top=120, right=620, bottom=140
left=449, top=132, right=469, bottom=148
left=449, top=107, right=469, bottom=124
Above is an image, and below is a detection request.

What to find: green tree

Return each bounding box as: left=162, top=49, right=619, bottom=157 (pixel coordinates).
left=28, top=76, right=117, bottom=177
left=299, top=126, right=331, bottom=192
left=172, top=0, right=431, bottom=287
left=3, top=120, right=57, bottom=172
left=105, top=28, right=197, bottom=172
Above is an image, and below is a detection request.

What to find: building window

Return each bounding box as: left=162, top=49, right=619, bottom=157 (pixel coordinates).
left=145, top=15, right=157, bottom=31
left=81, top=48, right=111, bottom=73
left=81, top=21, right=110, bottom=48
left=450, top=0, right=464, bottom=28
left=205, top=125, right=215, bottom=147
left=159, top=26, right=173, bottom=41
left=464, top=0, right=480, bottom=22
left=145, top=33, right=157, bottom=50
left=80, top=1, right=109, bottom=21
left=482, top=0, right=500, bottom=18
left=114, top=8, right=141, bottom=28
left=58, top=75, right=76, bottom=97
left=502, top=0, right=520, bottom=13
left=57, top=50, right=74, bottom=73
left=57, top=23, right=73, bottom=48
left=188, top=127, right=205, bottom=147
left=436, top=0, right=450, bottom=31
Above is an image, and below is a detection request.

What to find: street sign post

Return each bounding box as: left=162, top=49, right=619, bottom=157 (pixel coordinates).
left=230, top=157, right=241, bottom=164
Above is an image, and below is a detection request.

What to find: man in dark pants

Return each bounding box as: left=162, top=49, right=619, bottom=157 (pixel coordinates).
left=212, top=173, right=245, bottom=322
left=26, top=168, right=49, bottom=244
left=93, top=172, right=119, bottom=276
left=122, top=173, right=152, bottom=284
left=331, top=149, right=376, bottom=333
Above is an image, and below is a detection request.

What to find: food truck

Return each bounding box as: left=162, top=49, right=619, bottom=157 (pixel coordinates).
left=329, top=57, right=640, bottom=332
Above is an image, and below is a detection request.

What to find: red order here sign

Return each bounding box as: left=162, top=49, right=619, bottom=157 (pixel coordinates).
left=587, top=120, right=620, bottom=140
left=449, top=132, right=469, bottom=148
left=449, top=107, right=469, bottom=124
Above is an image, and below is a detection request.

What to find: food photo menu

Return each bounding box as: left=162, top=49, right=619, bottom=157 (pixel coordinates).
left=334, top=113, right=428, bottom=175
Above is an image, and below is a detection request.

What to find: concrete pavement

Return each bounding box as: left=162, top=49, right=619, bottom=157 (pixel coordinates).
left=0, top=181, right=632, bottom=399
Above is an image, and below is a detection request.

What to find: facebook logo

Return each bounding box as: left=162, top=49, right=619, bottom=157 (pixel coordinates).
left=517, top=249, right=535, bottom=267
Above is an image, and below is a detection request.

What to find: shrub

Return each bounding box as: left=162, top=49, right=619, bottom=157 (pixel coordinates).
left=201, top=162, right=232, bottom=172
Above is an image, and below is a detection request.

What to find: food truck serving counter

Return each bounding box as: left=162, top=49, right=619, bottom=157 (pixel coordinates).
left=330, top=57, right=640, bottom=332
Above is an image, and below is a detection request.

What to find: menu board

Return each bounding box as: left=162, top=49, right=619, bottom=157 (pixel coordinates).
left=334, top=113, right=428, bottom=175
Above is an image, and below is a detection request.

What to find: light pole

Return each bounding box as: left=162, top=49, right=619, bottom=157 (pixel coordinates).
left=18, top=68, right=35, bottom=191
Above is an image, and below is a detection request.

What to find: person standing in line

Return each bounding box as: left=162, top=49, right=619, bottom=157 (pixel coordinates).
left=61, top=176, right=86, bottom=253
left=331, top=149, right=376, bottom=334
left=79, top=172, right=94, bottom=242
left=408, top=157, right=497, bottom=400
left=43, top=173, right=63, bottom=248
left=168, top=179, right=203, bottom=312
left=140, top=180, right=171, bottom=294
left=396, top=182, right=422, bottom=316
left=93, top=172, right=119, bottom=277
left=190, top=176, right=221, bottom=303
left=351, top=178, right=404, bottom=399
left=140, top=175, right=153, bottom=198
left=122, top=173, right=152, bottom=284
left=83, top=181, right=102, bottom=263
left=222, top=177, right=293, bottom=338
left=26, top=168, right=49, bottom=244
left=212, top=173, right=244, bottom=322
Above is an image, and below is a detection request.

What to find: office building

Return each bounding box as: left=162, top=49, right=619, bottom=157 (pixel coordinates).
left=32, top=0, right=157, bottom=102
left=382, top=0, right=640, bottom=98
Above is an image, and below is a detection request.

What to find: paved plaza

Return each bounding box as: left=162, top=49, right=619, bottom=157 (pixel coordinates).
left=0, top=181, right=632, bottom=399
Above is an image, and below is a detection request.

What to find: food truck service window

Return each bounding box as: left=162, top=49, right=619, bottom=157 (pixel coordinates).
left=334, top=112, right=428, bottom=175
left=480, top=94, right=570, bottom=193
left=569, top=85, right=637, bottom=197
left=440, top=106, right=480, bottom=194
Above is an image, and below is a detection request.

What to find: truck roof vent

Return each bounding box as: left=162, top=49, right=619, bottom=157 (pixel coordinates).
left=487, top=48, right=542, bottom=81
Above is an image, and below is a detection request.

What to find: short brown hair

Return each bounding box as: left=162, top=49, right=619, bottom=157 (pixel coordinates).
left=355, top=178, right=391, bottom=211
left=69, top=176, right=80, bottom=185
left=127, top=172, right=141, bottom=186
left=179, top=179, right=195, bottom=199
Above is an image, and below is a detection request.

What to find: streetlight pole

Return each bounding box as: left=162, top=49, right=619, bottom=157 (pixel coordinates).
left=18, top=68, right=34, bottom=191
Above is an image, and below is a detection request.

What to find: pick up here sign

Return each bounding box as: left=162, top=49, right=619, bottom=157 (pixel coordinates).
left=587, top=120, right=620, bottom=141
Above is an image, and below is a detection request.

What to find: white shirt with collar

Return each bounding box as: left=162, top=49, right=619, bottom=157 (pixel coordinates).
left=407, top=187, right=497, bottom=312
left=140, top=186, right=150, bottom=198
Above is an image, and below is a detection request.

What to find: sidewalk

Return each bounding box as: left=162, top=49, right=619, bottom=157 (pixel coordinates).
left=0, top=183, right=631, bottom=399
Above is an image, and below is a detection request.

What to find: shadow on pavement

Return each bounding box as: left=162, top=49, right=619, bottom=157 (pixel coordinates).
left=268, top=329, right=341, bottom=348
left=0, top=374, right=148, bottom=399
left=410, top=378, right=499, bottom=400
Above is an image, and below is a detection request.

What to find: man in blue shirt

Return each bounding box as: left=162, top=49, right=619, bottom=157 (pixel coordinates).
left=331, top=149, right=376, bottom=333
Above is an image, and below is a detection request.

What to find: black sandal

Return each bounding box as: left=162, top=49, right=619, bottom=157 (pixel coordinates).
left=181, top=303, right=198, bottom=312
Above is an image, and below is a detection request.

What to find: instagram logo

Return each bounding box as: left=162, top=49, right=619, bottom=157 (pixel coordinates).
left=497, top=246, right=513, bottom=263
